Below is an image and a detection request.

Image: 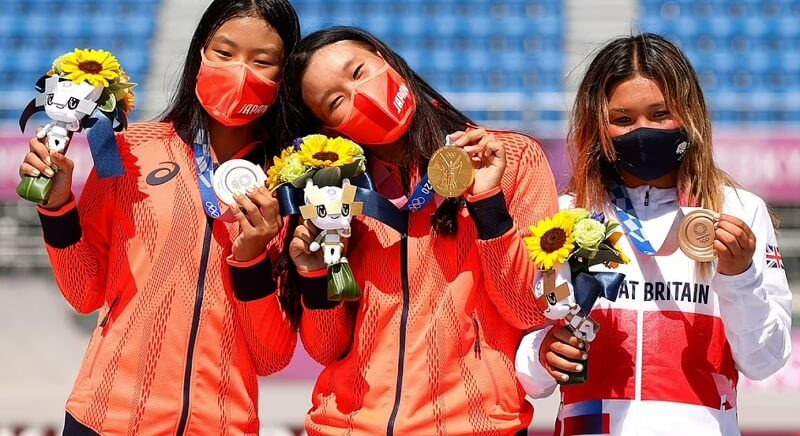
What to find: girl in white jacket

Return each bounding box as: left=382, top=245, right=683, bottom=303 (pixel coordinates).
left=516, top=33, right=792, bottom=436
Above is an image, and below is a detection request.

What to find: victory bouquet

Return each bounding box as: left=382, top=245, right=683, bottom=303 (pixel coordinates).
left=525, top=208, right=631, bottom=384
left=269, top=134, right=367, bottom=301
left=18, top=48, right=135, bottom=204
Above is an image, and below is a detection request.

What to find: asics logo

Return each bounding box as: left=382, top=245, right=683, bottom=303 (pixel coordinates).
left=146, top=162, right=180, bottom=186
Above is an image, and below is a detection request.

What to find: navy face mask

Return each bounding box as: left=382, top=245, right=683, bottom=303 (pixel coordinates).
left=612, top=127, right=690, bottom=181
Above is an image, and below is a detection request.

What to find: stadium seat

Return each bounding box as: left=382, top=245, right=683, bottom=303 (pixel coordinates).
left=640, top=0, right=800, bottom=123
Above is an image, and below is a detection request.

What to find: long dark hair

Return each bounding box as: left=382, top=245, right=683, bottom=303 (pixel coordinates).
left=160, top=0, right=300, bottom=149
left=278, top=26, right=474, bottom=235
left=276, top=27, right=474, bottom=327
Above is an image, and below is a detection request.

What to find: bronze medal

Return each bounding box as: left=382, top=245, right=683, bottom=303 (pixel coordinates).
left=427, top=146, right=474, bottom=198
left=678, top=209, right=718, bottom=262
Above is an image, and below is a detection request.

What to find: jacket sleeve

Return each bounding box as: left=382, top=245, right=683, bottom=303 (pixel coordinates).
left=466, top=134, right=559, bottom=330
left=298, top=272, right=357, bottom=366
left=515, top=325, right=559, bottom=398
left=711, top=196, right=792, bottom=381
left=227, top=220, right=297, bottom=376
left=37, top=168, right=115, bottom=314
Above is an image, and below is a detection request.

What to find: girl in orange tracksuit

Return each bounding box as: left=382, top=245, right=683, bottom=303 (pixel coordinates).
left=18, top=1, right=300, bottom=434
left=275, top=27, right=558, bottom=435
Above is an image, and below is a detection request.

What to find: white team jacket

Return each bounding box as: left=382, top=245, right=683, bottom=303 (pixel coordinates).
left=516, top=185, right=792, bottom=436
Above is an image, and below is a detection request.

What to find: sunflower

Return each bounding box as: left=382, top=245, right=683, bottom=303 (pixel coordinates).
left=266, top=146, right=295, bottom=190
left=298, top=134, right=363, bottom=168
left=60, top=49, right=121, bottom=87
left=524, top=211, right=576, bottom=270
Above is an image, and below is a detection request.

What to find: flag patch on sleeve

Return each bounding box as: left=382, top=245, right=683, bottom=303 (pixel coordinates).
left=766, top=244, right=784, bottom=269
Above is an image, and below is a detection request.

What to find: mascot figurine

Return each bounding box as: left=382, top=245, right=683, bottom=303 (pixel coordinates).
left=300, top=179, right=364, bottom=301
left=18, top=48, right=135, bottom=204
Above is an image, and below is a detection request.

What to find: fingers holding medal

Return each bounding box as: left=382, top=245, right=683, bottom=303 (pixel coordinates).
left=427, top=129, right=507, bottom=198
left=678, top=209, right=756, bottom=275
left=214, top=159, right=283, bottom=262
left=714, top=214, right=756, bottom=276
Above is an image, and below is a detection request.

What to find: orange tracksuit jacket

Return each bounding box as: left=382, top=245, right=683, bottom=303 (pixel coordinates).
left=36, top=122, right=295, bottom=435
left=296, top=131, right=558, bottom=435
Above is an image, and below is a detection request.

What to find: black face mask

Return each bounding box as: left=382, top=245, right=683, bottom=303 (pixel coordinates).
left=612, top=127, right=690, bottom=181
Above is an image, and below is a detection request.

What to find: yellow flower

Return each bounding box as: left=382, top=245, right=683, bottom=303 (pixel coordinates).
left=524, top=211, right=576, bottom=270
left=266, top=146, right=294, bottom=190
left=120, top=90, right=135, bottom=113
left=279, top=154, right=308, bottom=184
left=50, top=53, right=69, bottom=75
left=614, top=244, right=631, bottom=265
left=562, top=208, right=591, bottom=222
left=298, top=134, right=363, bottom=168
left=60, top=49, right=121, bottom=87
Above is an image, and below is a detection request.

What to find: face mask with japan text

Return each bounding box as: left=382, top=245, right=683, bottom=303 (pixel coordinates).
left=195, top=51, right=279, bottom=127
left=327, top=61, right=416, bottom=146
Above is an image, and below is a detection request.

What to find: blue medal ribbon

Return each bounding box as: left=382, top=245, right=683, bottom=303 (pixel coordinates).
left=84, top=111, right=125, bottom=179
left=400, top=175, right=435, bottom=212
left=193, top=131, right=221, bottom=219
left=608, top=182, right=657, bottom=255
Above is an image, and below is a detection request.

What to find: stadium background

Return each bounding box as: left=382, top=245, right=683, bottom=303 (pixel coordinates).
left=0, top=0, right=798, bottom=434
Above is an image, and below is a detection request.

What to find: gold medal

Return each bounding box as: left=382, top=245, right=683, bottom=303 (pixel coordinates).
left=428, top=145, right=474, bottom=198
left=678, top=209, right=718, bottom=262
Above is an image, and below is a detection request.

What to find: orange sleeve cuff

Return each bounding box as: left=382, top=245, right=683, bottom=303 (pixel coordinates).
left=226, top=250, right=268, bottom=268
left=465, top=186, right=502, bottom=203
left=37, top=195, right=77, bottom=217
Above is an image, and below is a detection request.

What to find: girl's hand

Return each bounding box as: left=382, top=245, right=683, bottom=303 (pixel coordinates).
left=539, top=325, right=588, bottom=383
left=449, top=129, right=507, bottom=195
left=289, top=220, right=327, bottom=274
left=18, top=135, right=73, bottom=210
left=230, top=186, right=283, bottom=262
left=715, top=214, right=756, bottom=276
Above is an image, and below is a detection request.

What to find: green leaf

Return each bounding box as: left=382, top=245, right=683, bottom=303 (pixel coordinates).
left=313, top=167, right=343, bottom=187
left=339, top=158, right=366, bottom=179
left=97, top=91, right=116, bottom=113
left=327, top=262, right=362, bottom=301
left=574, top=247, right=599, bottom=261
left=108, top=82, right=137, bottom=91
left=584, top=248, right=626, bottom=267
left=290, top=169, right=317, bottom=189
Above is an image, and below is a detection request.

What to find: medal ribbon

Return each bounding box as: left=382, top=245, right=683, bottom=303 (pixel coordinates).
left=400, top=175, right=435, bottom=212
left=193, top=130, right=221, bottom=219
left=607, top=182, right=657, bottom=255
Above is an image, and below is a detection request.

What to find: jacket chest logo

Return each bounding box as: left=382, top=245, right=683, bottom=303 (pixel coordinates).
left=146, top=162, right=181, bottom=186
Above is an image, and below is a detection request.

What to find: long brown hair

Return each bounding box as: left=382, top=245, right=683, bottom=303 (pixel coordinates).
left=567, top=33, right=737, bottom=212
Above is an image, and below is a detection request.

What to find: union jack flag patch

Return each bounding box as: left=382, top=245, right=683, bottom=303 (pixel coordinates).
left=766, top=244, right=784, bottom=269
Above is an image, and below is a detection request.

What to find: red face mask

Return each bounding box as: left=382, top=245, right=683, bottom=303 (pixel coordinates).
left=327, top=62, right=416, bottom=146
left=195, top=51, right=280, bottom=127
